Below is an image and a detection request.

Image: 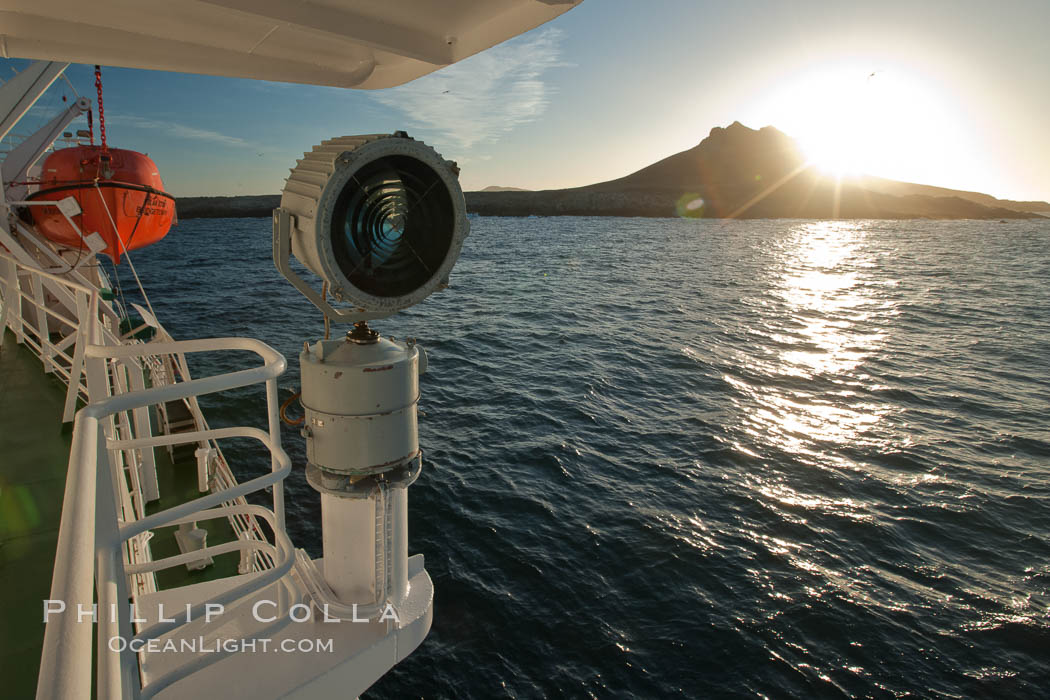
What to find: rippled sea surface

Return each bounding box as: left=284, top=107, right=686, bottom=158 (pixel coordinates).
left=124, top=216, right=1050, bottom=698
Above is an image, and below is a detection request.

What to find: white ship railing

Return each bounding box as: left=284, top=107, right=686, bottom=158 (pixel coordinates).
left=0, top=249, right=119, bottom=418
left=36, top=337, right=293, bottom=700
left=1, top=251, right=278, bottom=579
left=1, top=252, right=296, bottom=697
left=135, top=325, right=281, bottom=574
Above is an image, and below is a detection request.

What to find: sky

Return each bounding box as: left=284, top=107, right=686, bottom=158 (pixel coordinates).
left=3, top=0, right=1049, bottom=202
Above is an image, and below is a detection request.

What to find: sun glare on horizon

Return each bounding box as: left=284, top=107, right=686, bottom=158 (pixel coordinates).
left=746, top=60, right=985, bottom=187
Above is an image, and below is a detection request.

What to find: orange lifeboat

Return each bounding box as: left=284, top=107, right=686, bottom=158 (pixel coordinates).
left=28, top=145, right=175, bottom=264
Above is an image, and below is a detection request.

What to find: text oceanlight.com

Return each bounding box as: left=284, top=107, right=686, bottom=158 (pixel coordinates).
left=108, top=637, right=334, bottom=654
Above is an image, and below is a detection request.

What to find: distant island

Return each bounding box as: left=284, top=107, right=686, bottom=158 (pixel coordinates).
left=176, top=122, right=1049, bottom=220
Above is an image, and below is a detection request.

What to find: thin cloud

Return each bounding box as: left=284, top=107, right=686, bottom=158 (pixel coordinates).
left=371, top=27, right=568, bottom=150
left=107, top=114, right=254, bottom=147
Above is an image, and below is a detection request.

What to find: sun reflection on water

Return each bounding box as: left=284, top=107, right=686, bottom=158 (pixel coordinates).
left=733, top=221, right=894, bottom=454
left=663, top=218, right=1043, bottom=688
left=775, top=221, right=884, bottom=377
left=700, top=221, right=908, bottom=615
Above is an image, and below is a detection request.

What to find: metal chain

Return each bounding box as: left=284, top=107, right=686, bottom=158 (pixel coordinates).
left=94, top=65, right=107, bottom=152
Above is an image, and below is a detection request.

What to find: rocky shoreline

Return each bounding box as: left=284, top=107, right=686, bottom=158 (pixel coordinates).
left=175, top=189, right=1046, bottom=221
left=175, top=123, right=1048, bottom=221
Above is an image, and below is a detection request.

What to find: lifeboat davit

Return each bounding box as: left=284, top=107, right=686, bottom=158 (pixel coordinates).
left=28, top=145, right=175, bottom=264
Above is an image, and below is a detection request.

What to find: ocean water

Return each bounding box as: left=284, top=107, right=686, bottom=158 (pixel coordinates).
left=120, top=216, right=1050, bottom=698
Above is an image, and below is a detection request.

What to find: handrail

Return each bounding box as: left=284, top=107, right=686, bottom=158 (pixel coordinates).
left=34, top=416, right=101, bottom=700
left=126, top=537, right=275, bottom=575
left=0, top=248, right=95, bottom=294
left=89, top=338, right=289, bottom=544
left=120, top=433, right=287, bottom=541
left=0, top=250, right=126, bottom=419
left=130, top=506, right=294, bottom=643
left=128, top=330, right=277, bottom=571
left=82, top=338, right=286, bottom=412
left=35, top=337, right=289, bottom=700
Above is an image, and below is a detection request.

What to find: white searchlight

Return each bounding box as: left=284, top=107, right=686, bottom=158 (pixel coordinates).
left=273, top=131, right=469, bottom=320
left=271, top=132, right=466, bottom=637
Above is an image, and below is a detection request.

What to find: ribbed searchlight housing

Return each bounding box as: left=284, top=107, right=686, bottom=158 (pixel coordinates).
left=274, top=132, right=469, bottom=321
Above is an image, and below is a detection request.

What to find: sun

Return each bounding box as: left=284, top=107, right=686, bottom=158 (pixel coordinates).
left=746, top=59, right=979, bottom=183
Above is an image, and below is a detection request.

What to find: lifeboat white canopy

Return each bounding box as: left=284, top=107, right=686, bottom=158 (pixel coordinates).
left=0, top=0, right=581, bottom=88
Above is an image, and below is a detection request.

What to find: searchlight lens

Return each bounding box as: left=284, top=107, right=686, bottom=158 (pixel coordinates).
left=330, top=155, right=455, bottom=298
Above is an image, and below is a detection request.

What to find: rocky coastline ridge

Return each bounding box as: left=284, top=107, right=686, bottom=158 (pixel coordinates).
left=176, top=123, right=1049, bottom=220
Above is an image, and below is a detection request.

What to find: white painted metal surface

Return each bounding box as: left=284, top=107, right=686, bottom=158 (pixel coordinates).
left=133, top=552, right=433, bottom=699
left=321, top=492, right=378, bottom=602
left=0, top=0, right=582, bottom=88
left=0, top=60, right=68, bottom=143
left=300, top=336, right=421, bottom=473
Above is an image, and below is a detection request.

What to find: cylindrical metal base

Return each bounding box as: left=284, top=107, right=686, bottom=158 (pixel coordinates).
left=300, top=336, right=420, bottom=475
left=303, top=333, right=425, bottom=608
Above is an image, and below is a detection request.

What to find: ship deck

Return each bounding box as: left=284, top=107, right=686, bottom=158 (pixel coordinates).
left=0, top=329, right=240, bottom=697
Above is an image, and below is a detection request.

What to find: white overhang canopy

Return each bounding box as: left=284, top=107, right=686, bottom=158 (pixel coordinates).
left=0, top=0, right=580, bottom=88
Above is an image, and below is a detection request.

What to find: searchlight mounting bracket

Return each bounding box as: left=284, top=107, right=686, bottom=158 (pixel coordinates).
left=272, top=207, right=390, bottom=324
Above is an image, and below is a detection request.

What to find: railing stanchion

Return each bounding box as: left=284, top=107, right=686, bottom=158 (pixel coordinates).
left=62, top=290, right=90, bottom=421
left=0, top=258, right=11, bottom=335
left=30, top=272, right=54, bottom=372
left=266, top=376, right=285, bottom=533
left=3, top=258, right=26, bottom=343
left=127, top=360, right=159, bottom=501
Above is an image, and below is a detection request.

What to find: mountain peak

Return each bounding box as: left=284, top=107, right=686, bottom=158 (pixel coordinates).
left=701, top=121, right=790, bottom=152
left=706, top=120, right=755, bottom=141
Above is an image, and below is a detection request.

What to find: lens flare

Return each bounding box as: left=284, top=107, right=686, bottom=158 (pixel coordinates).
left=676, top=192, right=705, bottom=218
